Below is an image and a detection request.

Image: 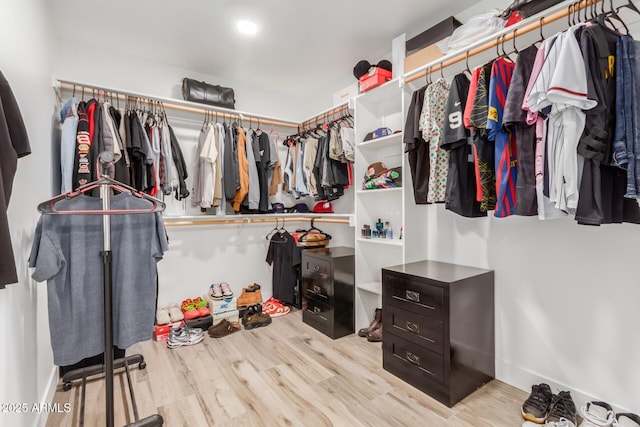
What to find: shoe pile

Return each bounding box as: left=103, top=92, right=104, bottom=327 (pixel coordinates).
left=167, top=324, right=204, bottom=349
left=181, top=297, right=211, bottom=320
left=208, top=319, right=241, bottom=338
left=242, top=304, right=272, bottom=330
left=262, top=296, right=290, bottom=317
left=521, top=384, right=576, bottom=426
left=357, top=308, right=382, bottom=342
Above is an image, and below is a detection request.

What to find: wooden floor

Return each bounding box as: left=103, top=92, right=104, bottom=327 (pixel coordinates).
left=47, top=310, right=528, bottom=426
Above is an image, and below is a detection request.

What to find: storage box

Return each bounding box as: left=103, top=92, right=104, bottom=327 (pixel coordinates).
left=206, top=296, right=237, bottom=314
left=212, top=310, right=239, bottom=325
left=153, top=320, right=184, bottom=341
left=185, top=314, right=213, bottom=331
left=405, top=17, right=462, bottom=56
left=404, top=44, right=446, bottom=75
left=359, top=67, right=392, bottom=93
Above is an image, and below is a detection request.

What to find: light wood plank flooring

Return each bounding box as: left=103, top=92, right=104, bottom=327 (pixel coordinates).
left=47, top=310, right=527, bottom=426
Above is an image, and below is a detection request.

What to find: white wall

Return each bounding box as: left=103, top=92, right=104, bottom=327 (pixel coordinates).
left=55, top=38, right=329, bottom=122
left=0, top=0, right=57, bottom=426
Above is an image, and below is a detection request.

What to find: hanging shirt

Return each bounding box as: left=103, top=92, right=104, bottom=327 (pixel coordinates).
left=193, top=123, right=216, bottom=209
left=464, top=66, right=482, bottom=129
left=29, top=193, right=168, bottom=366
left=442, top=73, right=486, bottom=218
left=487, top=57, right=517, bottom=218
left=266, top=230, right=301, bottom=306
left=0, top=70, right=31, bottom=288
left=256, top=131, right=271, bottom=212
left=303, top=137, right=319, bottom=197
left=419, top=77, right=450, bottom=203
left=268, top=133, right=284, bottom=196
left=60, top=98, right=78, bottom=193
left=215, top=123, right=226, bottom=214
left=232, top=127, right=249, bottom=213
left=244, top=129, right=260, bottom=210
left=404, top=86, right=430, bottom=204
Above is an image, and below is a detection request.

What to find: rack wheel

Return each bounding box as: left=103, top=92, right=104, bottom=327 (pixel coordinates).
left=62, top=382, right=72, bottom=391
left=139, top=361, right=146, bottom=370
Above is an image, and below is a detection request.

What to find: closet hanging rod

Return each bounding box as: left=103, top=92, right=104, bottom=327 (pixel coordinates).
left=164, top=215, right=351, bottom=227
left=404, top=0, right=602, bottom=84
left=299, top=102, right=351, bottom=129
left=55, top=79, right=300, bottom=129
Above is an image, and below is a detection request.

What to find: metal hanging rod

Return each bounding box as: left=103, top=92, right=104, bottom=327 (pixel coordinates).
left=404, top=0, right=602, bottom=84
left=299, top=102, right=351, bottom=131
left=56, top=79, right=300, bottom=129
left=163, top=215, right=352, bottom=227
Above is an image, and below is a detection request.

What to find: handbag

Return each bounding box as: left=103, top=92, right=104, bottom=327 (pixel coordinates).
left=181, top=78, right=236, bottom=109
left=501, top=0, right=564, bottom=19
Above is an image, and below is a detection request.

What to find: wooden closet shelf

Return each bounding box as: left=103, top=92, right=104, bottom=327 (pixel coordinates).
left=163, top=214, right=353, bottom=227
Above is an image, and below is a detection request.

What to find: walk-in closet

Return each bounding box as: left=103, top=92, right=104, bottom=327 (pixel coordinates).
left=1, top=1, right=639, bottom=426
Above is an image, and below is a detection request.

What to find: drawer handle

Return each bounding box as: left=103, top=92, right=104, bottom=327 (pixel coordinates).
left=405, top=290, right=420, bottom=302
left=313, top=306, right=321, bottom=315
left=406, top=321, right=420, bottom=334
left=406, top=351, right=421, bottom=366
left=313, top=285, right=321, bottom=294
left=313, top=266, right=320, bottom=272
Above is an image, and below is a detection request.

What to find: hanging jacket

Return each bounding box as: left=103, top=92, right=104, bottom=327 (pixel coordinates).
left=126, top=111, right=146, bottom=191
left=73, top=101, right=93, bottom=187
left=232, top=126, right=249, bottom=212
left=168, top=124, right=189, bottom=200
left=256, top=131, right=271, bottom=212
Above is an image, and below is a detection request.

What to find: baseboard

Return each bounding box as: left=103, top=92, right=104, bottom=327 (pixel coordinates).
left=32, top=366, right=59, bottom=427
left=495, top=357, right=630, bottom=415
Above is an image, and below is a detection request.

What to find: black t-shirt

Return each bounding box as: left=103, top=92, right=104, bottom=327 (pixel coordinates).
left=266, top=231, right=301, bottom=305
left=441, top=74, right=485, bottom=218
left=503, top=45, right=539, bottom=216
left=404, top=86, right=430, bottom=204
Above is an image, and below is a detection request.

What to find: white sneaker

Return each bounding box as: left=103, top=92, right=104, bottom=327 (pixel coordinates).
left=616, top=414, right=640, bottom=427
left=579, top=401, right=615, bottom=427
left=167, top=325, right=204, bottom=349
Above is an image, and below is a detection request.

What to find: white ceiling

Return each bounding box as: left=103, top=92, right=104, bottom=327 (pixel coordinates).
left=49, top=0, right=483, bottom=102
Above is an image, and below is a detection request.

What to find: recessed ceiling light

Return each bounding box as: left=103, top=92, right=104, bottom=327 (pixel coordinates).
left=237, top=20, right=258, bottom=36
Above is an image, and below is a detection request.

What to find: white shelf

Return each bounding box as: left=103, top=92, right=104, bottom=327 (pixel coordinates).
left=356, top=187, right=402, bottom=195
left=357, top=132, right=403, bottom=150
left=357, top=282, right=382, bottom=295
left=163, top=213, right=354, bottom=225
left=357, top=238, right=403, bottom=246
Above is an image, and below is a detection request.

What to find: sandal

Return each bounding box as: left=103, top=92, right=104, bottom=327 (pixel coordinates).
left=193, top=297, right=211, bottom=317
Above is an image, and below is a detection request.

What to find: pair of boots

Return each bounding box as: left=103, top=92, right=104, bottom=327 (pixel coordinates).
left=236, top=283, right=262, bottom=308
left=358, top=308, right=382, bottom=342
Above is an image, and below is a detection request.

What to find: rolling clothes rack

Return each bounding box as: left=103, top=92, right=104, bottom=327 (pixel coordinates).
left=38, top=152, right=165, bottom=427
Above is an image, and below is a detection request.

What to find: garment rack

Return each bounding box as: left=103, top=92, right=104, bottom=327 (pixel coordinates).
left=56, top=79, right=299, bottom=129
left=404, top=0, right=604, bottom=84
left=298, top=102, right=351, bottom=131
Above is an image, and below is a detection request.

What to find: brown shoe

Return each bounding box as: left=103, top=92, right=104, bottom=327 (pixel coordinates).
left=237, top=288, right=263, bottom=308
left=208, top=319, right=229, bottom=335
left=358, top=308, right=382, bottom=337
left=246, top=283, right=261, bottom=292
left=209, top=320, right=240, bottom=338
left=367, top=324, right=382, bottom=342
left=242, top=311, right=272, bottom=330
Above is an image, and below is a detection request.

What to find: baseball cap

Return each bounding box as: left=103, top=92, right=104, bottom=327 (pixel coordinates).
left=312, top=201, right=333, bottom=213
left=365, top=162, right=387, bottom=180
left=363, top=127, right=392, bottom=141
left=271, top=202, right=285, bottom=213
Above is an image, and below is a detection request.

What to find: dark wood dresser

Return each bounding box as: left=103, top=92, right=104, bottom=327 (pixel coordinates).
left=382, top=260, right=495, bottom=407
left=301, top=247, right=355, bottom=339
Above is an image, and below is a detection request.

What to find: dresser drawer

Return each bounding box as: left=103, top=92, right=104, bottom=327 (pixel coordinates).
left=303, top=280, right=331, bottom=302
left=383, top=333, right=444, bottom=384
left=386, top=274, right=444, bottom=319
left=303, top=257, right=331, bottom=276
left=385, top=305, right=444, bottom=355
left=303, top=298, right=333, bottom=335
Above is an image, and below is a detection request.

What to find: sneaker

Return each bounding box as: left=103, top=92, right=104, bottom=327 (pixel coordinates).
left=546, top=391, right=577, bottom=427
left=616, top=413, right=640, bottom=427
left=262, top=297, right=290, bottom=317
left=167, top=303, right=184, bottom=322
left=181, top=299, right=200, bottom=320
left=156, top=306, right=170, bottom=325
left=209, top=284, right=223, bottom=300
left=167, top=325, right=204, bottom=348
left=220, top=282, right=234, bottom=297
left=579, top=401, right=615, bottom=426
left=242, top=311, right=272, bottom=329
left=193, top=297, right=211, bottom=317
left=522, top=383, right=553, bottom=424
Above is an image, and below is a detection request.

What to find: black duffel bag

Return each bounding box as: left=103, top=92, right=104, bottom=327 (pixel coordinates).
left=181, top=78, right=236, bottom=109
left=501, top=0, right=564, bottom=19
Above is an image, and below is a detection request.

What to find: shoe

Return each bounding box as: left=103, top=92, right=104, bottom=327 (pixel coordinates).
left=579, top=401, right=615, bottom=426
left=237, top=288, right=262, bottom=308
left=262, top=297, right=290, bottom=317
left=156, top=306, right=170, bottom=325
left=220, top=282, right=233, bottom=297
left=367, top=324, right=383, bottom=342
left=242, top=311, right=272, bottom=329
left=546, top=391, right=577, bottom=427
left=167, top=325, right=204, bottom=348
left=616, top=413, right=640, bottom=427
left=246, top=283, right=261, bottom=292
left=358, top=308, right=382, bottom=337
left=167, top=303, right=184, bottom=322
left=247, top=303, right=263, bottom=315
left=181, top=299, right=200, bottom=320
left=522, top=383, right=553, bottom=424
left=209, top=284, right=223, bottom=300
left=193, top=297, right=211, bottom=317
left=208, top=319, right=241, bottom=338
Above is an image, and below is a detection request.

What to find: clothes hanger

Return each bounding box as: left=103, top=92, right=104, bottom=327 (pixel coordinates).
left=510, top=29, right=519, bottom=57
left=536, top=17, right=546, bottom=46
left=464, top=50, right=472, bottom=76
left=266, top=218, right=281, bottom=240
